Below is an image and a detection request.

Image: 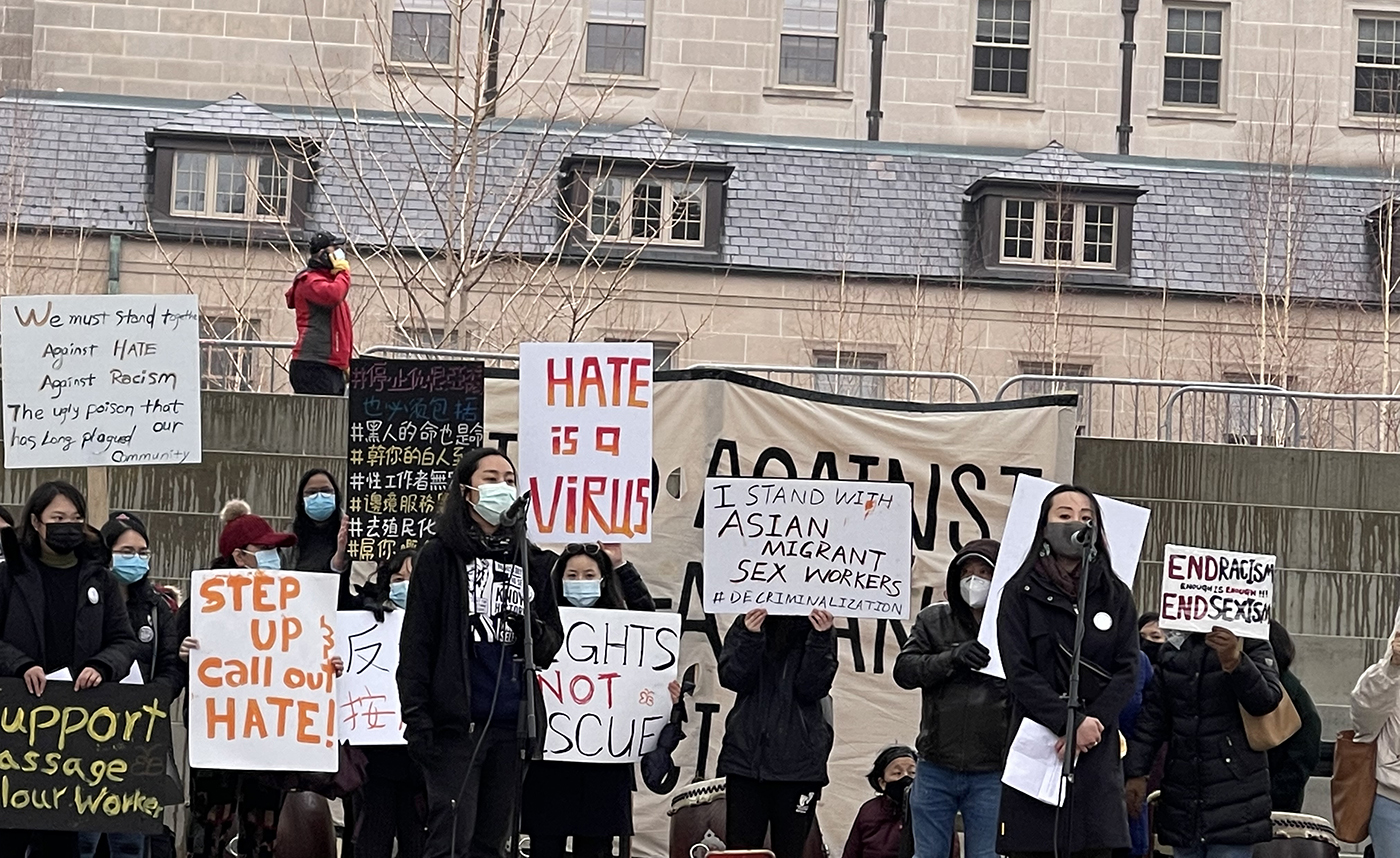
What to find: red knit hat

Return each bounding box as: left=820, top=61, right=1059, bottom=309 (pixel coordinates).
left=217, top=499, right=296, bottom=559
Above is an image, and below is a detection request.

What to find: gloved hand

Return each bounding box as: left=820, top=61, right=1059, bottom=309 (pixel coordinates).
left=330, top=249, right=350, bottom=273
left=951, top=640, right=991, bottom=671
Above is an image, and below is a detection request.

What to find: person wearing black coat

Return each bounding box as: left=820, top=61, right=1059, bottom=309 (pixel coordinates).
left=717, top=607, right=838, bottom=858
left=1125, top=623, right=1282, bottom=857
left=996, top=485, right=1140, bottom=858
left=396, top=448, right=564, bottom=858
left=522, top=542, right=673, bottom=858
left=0, top=480, right=139, bottom=858
left=1265, top=620, right=1321, bottom=814
left=893, top=538, right=1006, bottom=858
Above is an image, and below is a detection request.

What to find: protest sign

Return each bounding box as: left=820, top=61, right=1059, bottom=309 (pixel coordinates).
left=978, top=475, right=1152, bottom=679
left=0, top=679, right=180, bottom=832
left=188, top=569, right=340, bottom=771
left=701, top=477, right=913, bottom=620
left=1, top=294, right=201, bottom=468
left=518, top=343, right=653, bottom=543
left=347, top=358, right=484, bottom=561
left=540, top=607, right=680, bottom=763
left=335, top=611, right=406, bottom=745
left=1158, top=544, right=1275, bottom=640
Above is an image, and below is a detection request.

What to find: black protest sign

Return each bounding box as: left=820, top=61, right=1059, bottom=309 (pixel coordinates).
left=348, top=358, right=485, bottom=561
left=0, top=679, right=180, bottom=832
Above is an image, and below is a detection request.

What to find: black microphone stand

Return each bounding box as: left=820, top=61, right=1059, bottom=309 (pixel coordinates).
left=507, top=493, right=540, bottom=858
left=1058, top=521, right=1097, bottom=857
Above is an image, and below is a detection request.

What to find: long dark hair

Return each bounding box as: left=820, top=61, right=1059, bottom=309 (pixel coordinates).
left=1269, top=620, right=1295, bottom=673
left=1013, top=484, right=1114, bottom=580
left=551, top=543, right=625, bottom=610
left=437, top=446, right=515, bottom=557
left=291, top=468, right=342, bottom=571
left=18, top=480, right=103, bottom=559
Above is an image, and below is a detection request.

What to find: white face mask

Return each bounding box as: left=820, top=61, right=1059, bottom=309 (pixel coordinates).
left=960, top=576, right=991, bottom=609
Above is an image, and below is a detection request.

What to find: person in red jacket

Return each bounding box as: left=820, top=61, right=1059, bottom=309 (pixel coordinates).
left=287, top=230, right=353, bottom=395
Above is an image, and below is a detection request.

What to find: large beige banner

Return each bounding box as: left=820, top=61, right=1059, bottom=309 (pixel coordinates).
left=483, top=369, right=1076, bottom=856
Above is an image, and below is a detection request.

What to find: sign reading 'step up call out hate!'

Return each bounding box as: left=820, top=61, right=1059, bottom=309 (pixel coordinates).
left=518, top=343, right=653, bottom=543
left=1158, top=544, right=1275, bottom=641
left=1, top=295, right=202, bottom=468
left=702, top=478, right=914, bottom=620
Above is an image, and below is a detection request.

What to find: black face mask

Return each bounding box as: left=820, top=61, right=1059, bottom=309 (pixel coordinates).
left=43, top=522, right=86, bottom=555
left=1043, top=521, right=1087, bottom=559
left=1141, top=640, right=1163, bottom=663
left=882, top=776, right=912, bottom=804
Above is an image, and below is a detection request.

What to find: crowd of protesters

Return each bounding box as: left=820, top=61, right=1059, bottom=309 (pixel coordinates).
left=0, top=463, right=1380, bottom=858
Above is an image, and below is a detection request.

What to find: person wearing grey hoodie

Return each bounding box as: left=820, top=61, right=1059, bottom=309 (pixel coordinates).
left=892, top=539, right=1006, bottom=858
left=1350, top=622, right=1400, bottom=856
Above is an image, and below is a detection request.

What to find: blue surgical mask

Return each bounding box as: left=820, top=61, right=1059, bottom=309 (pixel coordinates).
left=562, top=579, right=601, bottom=608
left=254, top=549, right=282, bottom=570
left=390, top=580, right=409, bottom=609
left=472, top=482, right=518, bottom=526
left=304, top=491, right=337, bottom=522
left=111, top=554, right=149, bottom=583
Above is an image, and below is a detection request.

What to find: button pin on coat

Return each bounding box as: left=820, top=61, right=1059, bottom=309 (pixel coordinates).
left=1093, top=611, right=1112, bottom=631
left=87, top=586, right=99, bottom=605
left=138, top=625, right=154, bottom=643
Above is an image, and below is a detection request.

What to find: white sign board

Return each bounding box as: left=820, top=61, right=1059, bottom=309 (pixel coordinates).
left=518, top=342, right=653, bottom=543
left=540, top=607, right=680, bottom=763
left=979, top=476, right=1152, bottom=679
left=335, top=610, right=406, bottom=745
left=188, top=569, right=340, bottom=772
left=702, top=477, right=914, bottom=620
left=1, top=294, right=201, bottom=468
left=1158, top=544, right=1274, bottom=640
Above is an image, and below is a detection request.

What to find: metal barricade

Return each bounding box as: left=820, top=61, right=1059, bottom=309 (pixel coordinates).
left=198, top=338, right=295, bottom=393
left=360, top=345, right=519, bottom=367
left=686, top=363, right=983, bottom=403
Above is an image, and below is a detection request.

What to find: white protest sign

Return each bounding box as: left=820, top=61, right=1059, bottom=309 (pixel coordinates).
left=1158, top=544, right=1274, bottom=640
left=979, top=476, right=1151, bottom=679
left=518, top=342, right=653, bottom=543
left=701, top=477, right=913, bottom=620
left=336, top=610, right=406, bottom=745
left=189, top=569, right=340, bottom=771
left=1, top=294, right=201, bottom=468
left=540, top=607, right=680, bottom=763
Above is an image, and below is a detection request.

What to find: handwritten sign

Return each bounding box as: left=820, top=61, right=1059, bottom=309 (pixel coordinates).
left=334, top=610, right=405, bottom=745
left=0, top=679, right=180, bottom=832
left=188, top=569, right=340, bottom=772
left=0, top=294, right=201, bottom=468
left=347, top=358, right=484, bottom=561
left=1158, top=544, right=1275, bottom=640
left=540, top=607, right=679, bottom=763
left=519, top=343, right=653, bottom=543
left=701, top=477, right=913, bottom=619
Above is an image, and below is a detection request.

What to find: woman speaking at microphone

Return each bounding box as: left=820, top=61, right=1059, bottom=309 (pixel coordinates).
left=996, top=485, right=1140, bottom=858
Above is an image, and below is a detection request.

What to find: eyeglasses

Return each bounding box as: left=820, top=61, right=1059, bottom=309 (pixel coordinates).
left=114, top=549, right=151, bottom=559
left=566, top=543, right=602, bottom=556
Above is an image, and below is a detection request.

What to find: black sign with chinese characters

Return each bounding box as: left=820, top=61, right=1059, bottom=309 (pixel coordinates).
left=347, top=358, right=485, bottom=561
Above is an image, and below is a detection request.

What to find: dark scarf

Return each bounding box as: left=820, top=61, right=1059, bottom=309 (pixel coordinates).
left=1036, top=553, right=1083, bottom=598
left=292, top=520, right=338, bottom=572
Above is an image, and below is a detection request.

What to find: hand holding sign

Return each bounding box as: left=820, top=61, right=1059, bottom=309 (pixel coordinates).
left=1158, top=544, right=1275, bottom=640
left=1204, top=627, right=1244, bottom=672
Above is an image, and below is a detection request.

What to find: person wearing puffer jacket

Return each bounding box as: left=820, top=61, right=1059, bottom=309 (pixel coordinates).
left=1350, top=623, right=1400, bottom=856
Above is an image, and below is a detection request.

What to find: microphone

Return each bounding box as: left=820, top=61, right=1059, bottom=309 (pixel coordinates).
left=498, top=490, right=532, bottom=529
left=1071, top=519, right=1098, bottom=547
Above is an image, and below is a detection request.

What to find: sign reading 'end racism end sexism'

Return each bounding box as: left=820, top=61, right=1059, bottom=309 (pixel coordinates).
left=702, top=478, right=913, bottom=620
left=1158, top=544, right=1275, bottom=641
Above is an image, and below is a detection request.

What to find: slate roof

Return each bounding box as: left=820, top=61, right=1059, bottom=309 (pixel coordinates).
left=571, top=118, right=728, bottom=167
left=0, top=90, right=1390, bottom=305
left=152, top=93, right=310, bottom=141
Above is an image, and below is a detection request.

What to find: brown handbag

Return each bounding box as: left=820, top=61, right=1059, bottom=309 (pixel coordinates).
left=1332, top=729, right=1379, bottom=843
left=1239, top=682, right=1302, bottom=751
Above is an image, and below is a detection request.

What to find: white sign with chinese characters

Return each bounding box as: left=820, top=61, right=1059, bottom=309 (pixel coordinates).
left=334, top=610, right=406, bottom=745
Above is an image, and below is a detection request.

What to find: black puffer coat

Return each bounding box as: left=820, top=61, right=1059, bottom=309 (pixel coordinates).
left=716, top=616, right=838, bottom=785
left=1126, top=633, right=1282, bottom=847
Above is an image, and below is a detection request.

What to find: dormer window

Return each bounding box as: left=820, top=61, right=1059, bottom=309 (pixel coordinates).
left=587, top=176, right=705, bottom=245
left=999, top=199, right=1117, bottom=268
left=171, top=152, right=293, bottom=221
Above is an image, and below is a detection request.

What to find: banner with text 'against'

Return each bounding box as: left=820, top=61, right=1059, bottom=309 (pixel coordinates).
left=482, top=368, right=1075, bottom=856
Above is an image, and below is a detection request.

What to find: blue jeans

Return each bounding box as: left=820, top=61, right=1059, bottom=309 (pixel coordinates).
left=77, top=831, right=147, bottom=858
left=1172, top=845, right=1255, bottom=858
left=909, top=760, right=1000, bottom=858
left=1372, top=793, right=1400, bottom=858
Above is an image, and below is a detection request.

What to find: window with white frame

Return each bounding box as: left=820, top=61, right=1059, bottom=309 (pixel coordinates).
left=588, top=177, right=706, bottom=245
left=1356, top=16, right=1400, bottom=115
left=779, top=0, right=840, bottom=87
left=1163, top=6, right=1223, bottom=107
left=391, top=1, right=451, bottom=65
left=586, top=0, right=646, bottom=76
left=973, top=0, right=1031, bottom=96
left=1000, top=199, right=1116, bottom=268
left=171, top=152, right=291, bottom=222
left=812, top=350, right=886, bottom=399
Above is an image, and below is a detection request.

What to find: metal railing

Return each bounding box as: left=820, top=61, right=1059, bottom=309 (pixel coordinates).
left=361, top=345, right=519, bottom=367
left=1165, top=386, right=1400, bottom=452
left=687, top=363, right=983, bottom=403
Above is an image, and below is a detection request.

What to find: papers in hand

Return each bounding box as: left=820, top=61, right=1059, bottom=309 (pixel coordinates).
left=43, top=667, right=72, bottom=681
left=43, top=664, right=144, bottom=684
left=1002, top=719, right=1070, bottom=806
